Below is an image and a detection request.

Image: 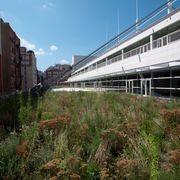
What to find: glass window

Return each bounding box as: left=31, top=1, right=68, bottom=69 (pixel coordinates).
left=157, top=39, right=162, bottom=47
left=153, top=41, right=157, bottom=49
left=163, top=37, right=167, bottom=46
left=144, top=45, right=147, bottom=52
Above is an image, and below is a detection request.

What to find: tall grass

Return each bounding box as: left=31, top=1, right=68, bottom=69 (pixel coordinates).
left=0, top=91, right=179, bottom=179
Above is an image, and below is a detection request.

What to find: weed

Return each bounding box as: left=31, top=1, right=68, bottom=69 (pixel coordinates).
left=0, top=91, right=179, bottom=179
left=18, top=93, right=32, bottom=127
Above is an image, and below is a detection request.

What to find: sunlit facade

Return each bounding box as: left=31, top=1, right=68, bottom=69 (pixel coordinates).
left=68, top=1, right=180, bottom=97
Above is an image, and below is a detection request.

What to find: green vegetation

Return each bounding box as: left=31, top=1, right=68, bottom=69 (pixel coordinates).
left=0, top=91, right=180, bottom=179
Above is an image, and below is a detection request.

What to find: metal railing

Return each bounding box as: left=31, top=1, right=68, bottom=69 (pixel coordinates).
left=72, top=0, right=178, bottom=73
left=153, top=29, right=180, bottom=48
left=72, top=29, right=180, bottom=77
left=124, top=42, right=151, bottom=59
left=107, top=54, right=122, bottom=65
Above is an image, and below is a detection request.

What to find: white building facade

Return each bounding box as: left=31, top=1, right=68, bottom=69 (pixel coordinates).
left=68, top=1, right=180, bottom=97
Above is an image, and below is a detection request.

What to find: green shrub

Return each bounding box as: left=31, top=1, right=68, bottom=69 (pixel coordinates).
left=18, top=94, right=32, bottom=126
left=0, top=134, right=21, bottom=178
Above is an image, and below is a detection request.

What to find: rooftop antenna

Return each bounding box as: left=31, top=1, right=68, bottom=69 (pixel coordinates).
left=105, top=23, right=108, bottom=50
left=117, top=8, right=120, bottom=43
left=136, top=0, right=139, bottom=33
left=167, top=0, right=172, bottom=14
left=106, top=23, right=108, bottom=42
left=118, top=8, right=120, bottom=34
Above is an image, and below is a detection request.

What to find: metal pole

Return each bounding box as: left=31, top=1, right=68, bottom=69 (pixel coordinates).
left=136, top=0, right=139, bottom=32
left=167, top=0, right=172, bottom=14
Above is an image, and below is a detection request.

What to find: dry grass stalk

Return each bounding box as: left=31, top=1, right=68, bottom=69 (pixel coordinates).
left=94, top=142, right=109, bottom=166
left=69, top=173, right=81, bottom=180
left=168, top=149, right=180, bottom=165
left=58, top=96, right=72, bottom=109
left=121, top=122, right=139, bottom=137
left=39, top=118, right=60, bottom=130
left=16, top=141, right=29, bottom=158
left=58, top=113, right=71, bottom=124
left=116, top=159, right=139, bottom=178
left=80, top=123, right=89, bottom=141
left=66, top=156, right=81, bottom=171
left=168, top=124, right=180, bottom=139
left=100, top=168, right=110, bottom=180
left=40, top=159, right=61, bottom=171
left=49, top=176, right=58, bottom=180
left=161, top=109, right=180, bottom=123
left=161, top=149, right=180, bottom=171
left=95, top=129, right=126, bottom=166
left=39, top=113, right=71, bottom=131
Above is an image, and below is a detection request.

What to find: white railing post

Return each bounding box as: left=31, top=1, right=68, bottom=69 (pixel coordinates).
left=122, top=49, right=124, bottom=60
left=150, top=35, right=153, bottom=50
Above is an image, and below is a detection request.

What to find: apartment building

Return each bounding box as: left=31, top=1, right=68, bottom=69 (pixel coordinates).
left=45, top=64, right=71, bottom=86
left=0, top=18, right=21, bottom=95
left=20, top=47, right=37, bottom=91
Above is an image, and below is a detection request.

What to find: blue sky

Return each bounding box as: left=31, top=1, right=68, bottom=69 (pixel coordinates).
left=0, top=0, right=169, bottom=71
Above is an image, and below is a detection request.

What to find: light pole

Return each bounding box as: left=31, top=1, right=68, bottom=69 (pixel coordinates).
left=136, top=0, right=139, bottom=32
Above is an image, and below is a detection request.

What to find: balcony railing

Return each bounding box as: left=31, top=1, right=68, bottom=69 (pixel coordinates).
left=153, top=29, right=180, bottom=48
left=72, top=0, right=178, bottom=73
left=72, top=28, right=180, bottom=78
left=107, top=54, right=122, bottom=65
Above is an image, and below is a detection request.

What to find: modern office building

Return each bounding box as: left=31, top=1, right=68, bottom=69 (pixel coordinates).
left=0, top=18, right=21, bottom=95
left=68, top=0, right=180, bottom=97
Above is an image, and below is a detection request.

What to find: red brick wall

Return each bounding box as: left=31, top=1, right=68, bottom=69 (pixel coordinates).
left=0, top=54, right=3, bottom=94
left=0, top=21, right=21, bottom=95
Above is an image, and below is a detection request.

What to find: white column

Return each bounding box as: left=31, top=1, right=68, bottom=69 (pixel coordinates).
left=141, top=80, right=143, bottom=95
left=121, top=49, right=124, bottom=60
left=150, top=34, right=153, bottom=50
left=106, top=57, right=108, bottom=65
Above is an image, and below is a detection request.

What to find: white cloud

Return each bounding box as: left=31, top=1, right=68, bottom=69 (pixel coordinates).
left=60, top=59, right=70, bottom=64
left=50, top=45, right=58, bottom=51
left=19, top=37, right=36, bottom=50
left=42, top=4, right=47, bottom=9
left=35, top=48, right=45, bottom=56
left=18, top=36, right=46, bottom=56
left=42, top=2, right=54, bottom=9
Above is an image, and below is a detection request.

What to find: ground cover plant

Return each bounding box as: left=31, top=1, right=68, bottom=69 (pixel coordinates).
left=0, top=91, right=180, bottom=179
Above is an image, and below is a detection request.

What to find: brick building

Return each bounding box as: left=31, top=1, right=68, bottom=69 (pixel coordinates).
left=0, top=18, right=21, bottom=95
left=20, top=47, right=37, bottom=91
left=45, top=64, right=71, bottom=86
